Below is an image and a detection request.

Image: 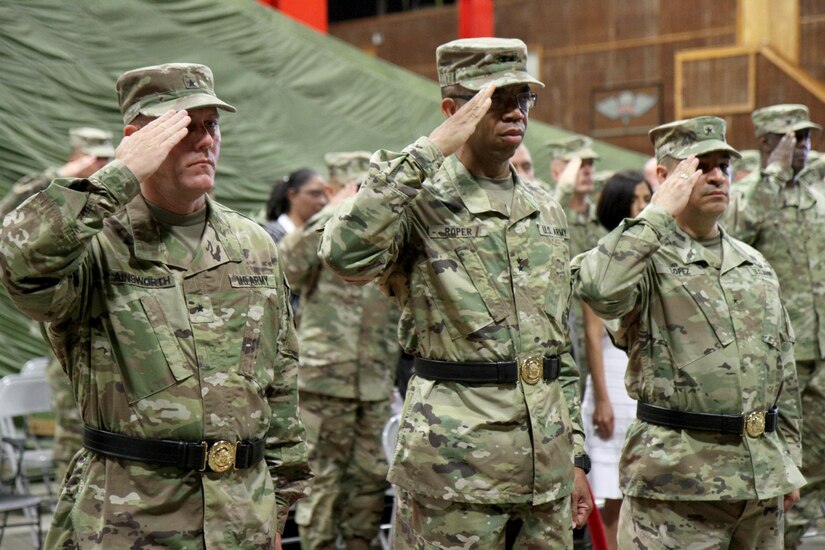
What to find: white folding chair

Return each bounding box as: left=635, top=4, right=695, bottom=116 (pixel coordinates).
left=19, top=357, right=49, bottom=378
left=0, top=374, right=54, bottom=496
left=378, top=414, right=401, bottom=550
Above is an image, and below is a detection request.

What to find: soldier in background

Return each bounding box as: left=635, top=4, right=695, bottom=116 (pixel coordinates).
left=730, top=149, right=759, bottom=184
left=279, top=151, right=401, bottom=550
left=549, top=136, right=607, bottom=387
left=321, top=38, right=591, bottom=548
left=0, top=62, right=311, bottom=549
left=1, top=127, right=115, bottom=483
left=576, top=116, right=803, bottom=548
left=511, top=142, right=535, bottom=182
left=722, top=104, right=824, bottom=549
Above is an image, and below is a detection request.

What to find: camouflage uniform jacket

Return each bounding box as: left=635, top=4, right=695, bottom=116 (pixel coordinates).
left=554, top=186, right=607, bottom=258
left=574, top=203, right=804, bottom=501
left=0, top=167, right=59, bottom=218
left=0, top=161, right=311, bottom=549
left=320, top=137, right=584, bottom=505
left=278, top=204, right=401, bottom=401
left=724, top=163, right=825, bottom=362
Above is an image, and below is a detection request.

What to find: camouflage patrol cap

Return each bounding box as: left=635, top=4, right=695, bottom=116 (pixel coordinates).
left=116, top=62, right=236, bottom=124
left=731, top=149, right=759, bottom=174
left=650, top=116, right=741, bottom=163
left=324, top=151, right=371, bottom=184
left=68, top=127, right=115, bottom=158
left=436, top=38, right=544, bottom=91
left=547, top=135, right=600, bottom=161
left=751, top=104, right=821, bottom=137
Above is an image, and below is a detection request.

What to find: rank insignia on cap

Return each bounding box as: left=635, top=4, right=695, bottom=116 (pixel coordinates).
left=184, top=75, right=198, bottom=89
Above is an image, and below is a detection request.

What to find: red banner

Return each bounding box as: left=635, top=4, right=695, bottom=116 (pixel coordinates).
left=458, top=0, right=494, bottom=38
left=259, top=0, right=328, bottom=34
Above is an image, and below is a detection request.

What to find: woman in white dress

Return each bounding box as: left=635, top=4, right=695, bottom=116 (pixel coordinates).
left=581, top=170, right=652, bottom=550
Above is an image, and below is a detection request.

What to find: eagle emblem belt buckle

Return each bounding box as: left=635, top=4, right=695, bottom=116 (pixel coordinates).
left=207, top=440, right=237, bottom=472
left=744, top=411, right=766, bottom=438
left=520, top=356, right=542, bottom=385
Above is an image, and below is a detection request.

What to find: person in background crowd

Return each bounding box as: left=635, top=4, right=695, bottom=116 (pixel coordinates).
left=321, top=37, right=591, bottom=548
left=511, top=142, right=535, bottom=182
left=580, top=169, right=650, bottom=550
left=264, top=168, right=328, bottom=243
left=730, top=149, right=760, bottom=184
left=723, top=104, right=824, bottom=549
left=279, top=151, right=401, bottom=550
left=576, top=115, right=803, bottom=549
left=0, top=127, right=115, bottom=483
left=0, top=62, right=311, bottom=549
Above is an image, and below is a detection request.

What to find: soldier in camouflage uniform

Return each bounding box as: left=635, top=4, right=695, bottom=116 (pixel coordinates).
left=549, top=137, right=607, bottom=379
left=1, top=127, right=115, bottom=483
left=320, top=38, right=591, bottom=548
left=730, top=149, right=759, bottom=185
left=278, top=151, right=401, bottom=550
left=721, top=104, right=824, bottom=549
left=0, top=63, right=311, bottom=549
left=575, top=116, right=804, bottom=548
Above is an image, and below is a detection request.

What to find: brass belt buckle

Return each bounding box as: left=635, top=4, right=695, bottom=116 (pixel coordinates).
left=744, top=411, right=766, bottom=438
left=520, top=356, right=542, bottom=385
left=207, top=440, right=237, bottom=472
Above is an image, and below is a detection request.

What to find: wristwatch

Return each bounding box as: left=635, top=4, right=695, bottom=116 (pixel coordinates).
left=574, top=454, right=591, bottom=474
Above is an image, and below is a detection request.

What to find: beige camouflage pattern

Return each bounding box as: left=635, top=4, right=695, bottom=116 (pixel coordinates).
left=320, top=136, right=584, bottom=506
left=0, top=168, right=58, bottom=218
left=574, top=203, right=804, bottom=501
left=324, top=151, right=371, bottom=186
left=650, top=116, right=740, bottom=163
left=393, top=487, right=571, bottom=549
left=0, top=161, right=311, bottom=549
left=618, top=496, right=784, bottom=549
left=294, top=394, right=390, bottom=549
left=46, top=353, right=83, bottom=483
left=116, top=62, right=236, bottom=124
left=547, top=135, right=600, bottom=162
left=724, top=162, right=825, bottom=548
left=436, top=38, right=544, bottom=90
left=751, top=103, right=822, bottom=137
left=68, top=127, right=115, bottom=158
left=278, top=202, right=400, bottom=548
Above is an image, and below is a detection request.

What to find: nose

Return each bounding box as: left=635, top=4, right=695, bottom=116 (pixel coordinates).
left=192, top=124, right=214, bottom=150
left=502, top=102, right=526, bottom=122
left=705, top=166, right=726, bottom=185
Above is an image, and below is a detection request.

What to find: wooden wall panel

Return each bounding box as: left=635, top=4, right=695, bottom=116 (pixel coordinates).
left=800, top=0, right=825, bottom=82
left=328, top=0, right=825, bottom=156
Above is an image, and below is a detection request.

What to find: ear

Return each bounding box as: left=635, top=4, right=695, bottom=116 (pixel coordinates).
left=441, top=97, right=459, bottom=118
left=656, top=164, right=669, bottom=184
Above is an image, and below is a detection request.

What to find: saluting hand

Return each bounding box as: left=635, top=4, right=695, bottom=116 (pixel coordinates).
left=556, top=156, right=582, bottom=197
left=116, top=110, right=191, bottom=183
left=650, top=156, right=701, bottom=218
left=429, top=84, right=495, bottom=158
left=766, top=131, right=796, bottom=171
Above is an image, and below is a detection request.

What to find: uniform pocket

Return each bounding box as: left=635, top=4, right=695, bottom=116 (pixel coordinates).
left=666, top=279, right=734, bottom=369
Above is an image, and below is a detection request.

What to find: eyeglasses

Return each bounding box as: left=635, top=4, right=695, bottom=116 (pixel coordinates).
left=451, top=91, right=538, bottom=113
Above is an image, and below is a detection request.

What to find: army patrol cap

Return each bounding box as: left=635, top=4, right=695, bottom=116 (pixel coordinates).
left=69, top=127, right=115, bottom=158
left=731, top=149, right=759, bottom=174
left=547, top=135, right=600, bottom=161
left=324, top=151, right=371, bottom=184
left=116, top=62, right=236, bottom=124
left=650, top=116, right=741, bottom=164
left=436, top=38, right=544, bottom=91
left=751, top=104, right=822, bottom=137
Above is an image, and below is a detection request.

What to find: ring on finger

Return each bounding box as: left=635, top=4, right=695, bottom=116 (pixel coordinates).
left=679, top=173, right=689, bottom=180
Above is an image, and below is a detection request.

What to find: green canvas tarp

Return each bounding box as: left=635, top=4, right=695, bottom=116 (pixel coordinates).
left=0, top=0, right=646, bottom=374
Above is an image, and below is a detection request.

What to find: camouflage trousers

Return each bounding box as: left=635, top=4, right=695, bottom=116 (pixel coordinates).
left=785, top=358, right=825, bottom=549
left=46, top=352, right=83, bottom=483
left=618, top=496, right=784, bottom=549
left=393, top=487, right=572, bottom=549
left=295, top=392, right=390, bottom=550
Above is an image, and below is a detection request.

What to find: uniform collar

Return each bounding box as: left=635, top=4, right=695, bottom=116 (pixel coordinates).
left=126, top=195, right=243, bottom=272
left=440, top=155, right=539, bottom=224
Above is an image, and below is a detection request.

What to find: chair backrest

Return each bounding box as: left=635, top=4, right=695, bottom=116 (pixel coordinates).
left=19, top=357, right=49, bottom=378
left=0, top=375, right=51, bottom=420
left=381, top=414, right=401, bottom=465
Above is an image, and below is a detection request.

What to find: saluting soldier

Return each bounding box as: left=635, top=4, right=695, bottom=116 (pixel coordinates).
left=723, top=103, right=824, bottom=549
left=0, top=62, right=311, bottom=549
left=576, top=116, right=804, bottom=548
left=321, top=38, right=591, bottom=548
left=279, top=151, right=401, bottom=550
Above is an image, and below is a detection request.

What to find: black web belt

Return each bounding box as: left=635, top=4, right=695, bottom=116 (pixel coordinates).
left=83, top=425, right=265, bottom=473
left=413, top=355, right=561, bottom=385
left=636, top=402, right=778, bottom=437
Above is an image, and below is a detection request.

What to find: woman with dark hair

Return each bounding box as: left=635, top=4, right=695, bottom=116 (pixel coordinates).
left=581, top=169, right=651, bottom=550
left=264, top=168, right=329, bottom=243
